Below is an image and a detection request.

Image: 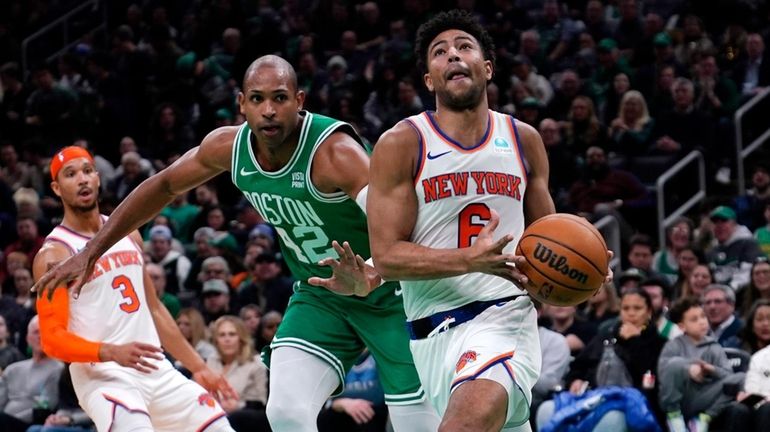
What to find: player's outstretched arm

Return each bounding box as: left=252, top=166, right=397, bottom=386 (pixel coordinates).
left=367, top=123, right=527, bottom=284
left=34, top=243, right=163, bottom=372
left=32, top=127, right=238, bottom=300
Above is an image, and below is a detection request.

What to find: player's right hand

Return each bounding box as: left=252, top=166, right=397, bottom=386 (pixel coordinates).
left=193, top=367, right=239, bottom=402
left=99, top=342, right=164, bottom=373
left=467, top=211, right=528, bottom=285
left=309, top=240, right=378, bottom=297
left=32, top=248, right=97, bottom=301
left=334, top=398, right=375, bottom=424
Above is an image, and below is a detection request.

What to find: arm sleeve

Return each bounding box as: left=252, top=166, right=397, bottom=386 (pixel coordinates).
left=36, top=288, right=102, bottom=363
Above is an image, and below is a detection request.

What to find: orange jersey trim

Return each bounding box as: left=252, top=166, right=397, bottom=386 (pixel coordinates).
left=37, top=287, right=102, bottom=363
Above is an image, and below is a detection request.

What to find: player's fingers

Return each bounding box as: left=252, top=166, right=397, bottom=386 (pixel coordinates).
left=342, top=242, right=357, bottom=265
left=491, top=234, right=514, bottom=252
left=137, top=358, right=159, bottom=371
left=135, top=343, right=163, bottom=352
left=307, top=277, right=333, bottom=290
left=220, top=379, right=238, bottom=400
left=316, top=258, right=339, bottom=268
left=331, top=240, right=347, bottom=259
left=480, top=210, right=500, bottom=235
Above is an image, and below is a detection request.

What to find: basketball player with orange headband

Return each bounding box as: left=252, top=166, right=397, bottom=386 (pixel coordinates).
left=33, top=146, right=237, bottom=432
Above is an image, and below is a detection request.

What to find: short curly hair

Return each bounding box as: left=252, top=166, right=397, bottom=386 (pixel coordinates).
left=414, top=10, right=496, bottom=74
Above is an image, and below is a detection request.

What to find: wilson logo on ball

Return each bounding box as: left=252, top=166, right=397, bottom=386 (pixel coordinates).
left=532, top=243, right=589, bottom=284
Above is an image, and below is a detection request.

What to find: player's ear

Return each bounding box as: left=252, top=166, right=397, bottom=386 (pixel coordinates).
left=295, top=89, right=306, bottom=111
left=51, top=180, right=62, bottom=198
left=424, top=72, right=434, bottom=92
left=484, top=60, right=493, bottom=81
left=237, top=92, right=245, bottom=114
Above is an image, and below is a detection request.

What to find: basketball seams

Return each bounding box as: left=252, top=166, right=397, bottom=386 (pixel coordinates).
left=522, top=233, right=607, bottom=276
left=532, top=214, right=608, bottom=252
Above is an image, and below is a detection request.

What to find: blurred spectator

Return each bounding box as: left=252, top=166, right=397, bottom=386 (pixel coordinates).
left=653, top=217, right=695, bottom=284
left=1, top=251, right=27, bottom=296
left=641, top=277, right=682, bottom=340
left=511, top=55, right=553, bottom=106
left=108, top=151, right=149, bottom=202
left=609, top=90, right=656, bottom=158
left=24, top=65, right=77, bottom=151
left=0, top=314, right=23, bottom=370
left=581, top=282, right=620, bottom=330
left=672, top=246, right=706, bottom=300
left=238, top=304, right=262, bottom=349
left=617, top=267, right=647, bottom=292
left=583, top=0, right=613, bottom=44
left=612, top=0, right=644, bottom=54
left=146, top=262, right=181, bottom=319
left=255, top=311, right=282, bottom=352
left=11, top=268, right=32, bottom=311
left=0, top=316, right=64, bottom=432
left=547, top=70, right=584, bottom=121
left=739, top=258, right=770, bottom=316
left=590, top=38, right=633, bottom=106
left=517, top=96, right=543, bottom=127
left=0, top=63, right=31, bottom=144
left=197, top=256, right=233, bottom=289
left=114, top=136, right=154, bottom=178
left=659, top=296, right=745, bottom=432
left=544, top=304, right=597, bottom=355
left=741, top=299, right=770, bottom=354
left=602, top=72, right=630, bottom=125
left=568, top=146, right=648, bottom=240
left=627, top=234, right=662, bottom=279
left=26, top=367, right=93, bottom=432
left=682, top=263, right=715, bottom=300
left=673, top=15, right=715, bottom=66
left=736, top=163, right=770, bottom=232
left=693, top=54, right=740, bottom=119
left=636, top=32, right=686, bottom=101
left=318, top=350, right=388, bottom=432
left=648, top=65, right=676, bottom=116
left=562, top=96, right=609, bottom=156
left=207, top=316, right=269, bottom=432
left=0, top=143, right=41, bottom=193
left=703, top=284, right=743, bottom=348
left=539, top=118, right=578, bottom=209
left=3, top=217, right=44, bottom=266
left=176, top=308, right=216, bottom=362
left=200, top=279, right=234, bottom=324
left=147, top=103, right=195, bottom=163
left=159, top=192, right=200, bottom=244
left=71, top=138, right=115, bottom=189
left=248, top=224, right=276, bottom=252
left=732, top=33, right=770, bottom=99
left=532, top=301, right=570, bottom=416
left=706, top=206, right=764, bottom=289
left=147, top=224, right=192, bottom=296
left=237, top=252, right=293, bottom=315
left=652, top=77, right=713, bottom=159
left=184, top=227, right=217, bottom=295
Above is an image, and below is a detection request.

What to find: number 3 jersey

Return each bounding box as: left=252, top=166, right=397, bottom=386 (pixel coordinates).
left=44, top=221, right=160, bottom=349
left=231, top=112, right=373, bottom=288
left=402, top=110, right=529, bottom=320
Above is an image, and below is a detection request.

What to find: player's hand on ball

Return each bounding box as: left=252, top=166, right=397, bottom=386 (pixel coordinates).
left=99, top=342, right=164, bottom=373
left=467, top=211, right=527, bottom=285
left=33, top=247, right=98, bottom=301
left=334, top=398, right=375, bottom=424
left=604, top=250, right=614, bottom=285
left=308, top=241, right=379, bottom=297
left=193, top=367, right=239, bottom=401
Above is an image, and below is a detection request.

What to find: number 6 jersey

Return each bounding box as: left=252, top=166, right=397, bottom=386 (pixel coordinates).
left=44, top=220, right=160, bottom=351
left=402, top=110, right=529, bottom=320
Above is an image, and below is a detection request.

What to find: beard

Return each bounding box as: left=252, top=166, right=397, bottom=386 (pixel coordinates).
left=70, top=200, right=98, bottom=214
left=436, top=81, right=485, bottom=111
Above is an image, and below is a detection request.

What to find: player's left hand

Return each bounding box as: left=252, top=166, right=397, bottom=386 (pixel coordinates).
left=308, top=241, right=380, bottom=297
left=604, top=251, right=614, bottom=285
left=193, top=367, right=239, bottom=401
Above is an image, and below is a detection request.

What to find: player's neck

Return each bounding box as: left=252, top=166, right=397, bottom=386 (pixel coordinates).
left=432, top=103, right=489, bottom=149
left=61, top=208, right=103, bottom=236
left=253, top=115, right=303, bottom=171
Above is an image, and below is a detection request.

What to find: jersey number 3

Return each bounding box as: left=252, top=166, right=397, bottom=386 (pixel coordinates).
left=458, top=203, right=491, bottom=248
left=112, top=275, right=140, bottom=313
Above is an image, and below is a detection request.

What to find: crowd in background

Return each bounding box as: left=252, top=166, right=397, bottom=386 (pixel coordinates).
left=2, top=0, right=770, bottom=431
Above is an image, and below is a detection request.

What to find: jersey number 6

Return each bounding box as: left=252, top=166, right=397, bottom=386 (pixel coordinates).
left=112, top=275, right=140, bottom=313
left=458, top=203, right=491, bottom=248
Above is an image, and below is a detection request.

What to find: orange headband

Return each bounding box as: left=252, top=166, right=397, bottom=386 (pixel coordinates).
left=50, top=146, right=95, bottom=180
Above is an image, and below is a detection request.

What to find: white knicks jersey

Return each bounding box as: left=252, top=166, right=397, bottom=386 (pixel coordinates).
left=401, top=110, right=529, bottom=320
left=45, top=220, right=160, bottom=349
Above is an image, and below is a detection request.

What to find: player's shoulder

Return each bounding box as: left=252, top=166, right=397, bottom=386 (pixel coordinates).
left=375, top=119, right=422, bottom=152
left=510, top=117, right=539, bottom=142
left=201, top=125, right=241, bottom=147
left=33, top=240, right=74, bottom=276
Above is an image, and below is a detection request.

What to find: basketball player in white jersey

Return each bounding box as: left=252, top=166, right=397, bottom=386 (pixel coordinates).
left=33, top=146, right=237, bottom=432
left=367, top=10, right=555, bottom=432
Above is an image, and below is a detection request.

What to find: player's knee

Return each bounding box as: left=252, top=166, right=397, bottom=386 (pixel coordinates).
left=266, top=397, right=318, bottom=430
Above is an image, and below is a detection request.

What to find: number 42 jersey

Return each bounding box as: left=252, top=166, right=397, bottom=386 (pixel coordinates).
left=402, top=110, right=529, bottom=320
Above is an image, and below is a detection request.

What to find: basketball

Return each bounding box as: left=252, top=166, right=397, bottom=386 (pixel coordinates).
left=515, top=213, right=609, bottom=306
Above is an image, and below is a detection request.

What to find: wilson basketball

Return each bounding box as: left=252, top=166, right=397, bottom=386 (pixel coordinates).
left=515, top=213, right=608, bottom=306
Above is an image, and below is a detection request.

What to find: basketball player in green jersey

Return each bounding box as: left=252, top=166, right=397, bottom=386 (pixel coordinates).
left=33, top=55, right=440, bottom=431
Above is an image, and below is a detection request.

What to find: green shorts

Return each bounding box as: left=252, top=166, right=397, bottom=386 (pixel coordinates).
left=263, top=281, right=425, bottom=405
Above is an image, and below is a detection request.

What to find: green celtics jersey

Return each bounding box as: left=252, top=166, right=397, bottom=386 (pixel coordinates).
left=231, top=112, right=370, bottom=284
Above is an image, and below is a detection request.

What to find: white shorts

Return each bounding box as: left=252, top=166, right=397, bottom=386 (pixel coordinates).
left=409, top=295, right=541, bottom=428
left=70, top=359, right=227, bottom=432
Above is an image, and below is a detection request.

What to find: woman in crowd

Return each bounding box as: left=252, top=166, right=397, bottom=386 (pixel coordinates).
left=653, top=217, right=695, bottom=285
left=681, top=263, right=714, bottom=299
left=176, top=308, right=217, bottom=362
left=671, top=245, right=706, bottom=300
left=239, top=304, right=262, bottom=348
left=738, top=258, right=770, bottom=316
left=207, top=316, right=269, bottom=432
left=581, top=282, right=620, bottom=330
left=609, top=90, right=656, bottom=158
left=741, top=299, right=770, bottom=354
left=537, top=288, right=667, bottom=430
left=562, top=95, right=609, bottom=156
